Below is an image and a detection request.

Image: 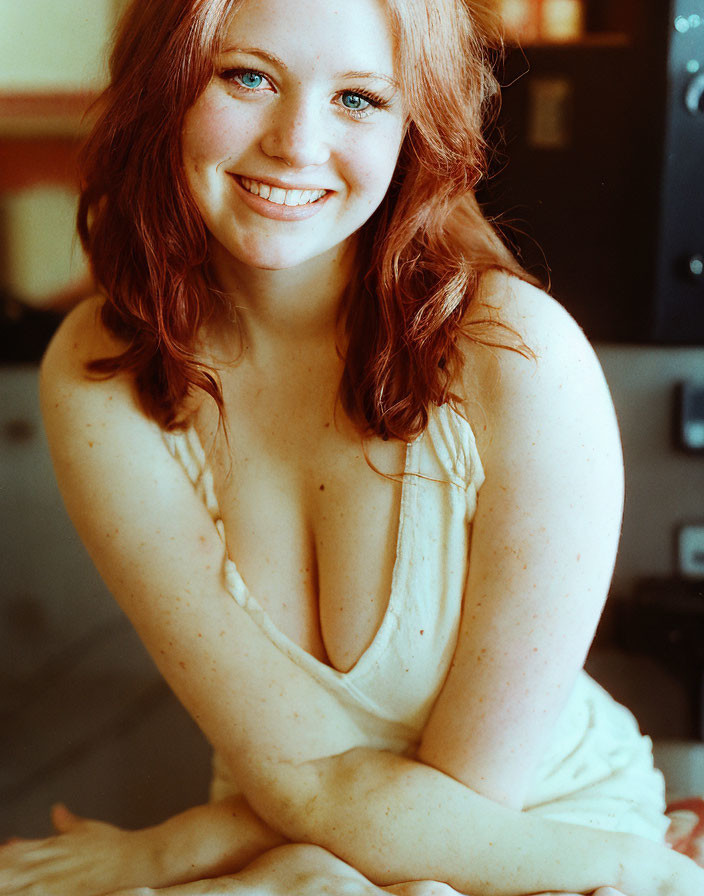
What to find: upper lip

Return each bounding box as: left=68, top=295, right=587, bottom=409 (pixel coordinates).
left=231, top=173, right=332, bottom=192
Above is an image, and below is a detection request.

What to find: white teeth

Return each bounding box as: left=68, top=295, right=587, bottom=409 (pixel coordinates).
left=239, top=176, right=326, bottom=206
left=268, top=187, right=287, bottom=205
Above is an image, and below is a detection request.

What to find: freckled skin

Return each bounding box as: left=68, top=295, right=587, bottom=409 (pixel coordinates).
left=181, top=0, right=407, bottom=275
left=19, top=0, right=704, bottom=888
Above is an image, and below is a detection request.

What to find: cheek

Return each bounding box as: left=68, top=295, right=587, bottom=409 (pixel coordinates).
left=344, top=127, right=404, bottom=202
left=182, top=91, right=257, bottom=166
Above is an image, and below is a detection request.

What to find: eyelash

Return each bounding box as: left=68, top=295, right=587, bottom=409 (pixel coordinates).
left=218, top=68, right=390, bottom=121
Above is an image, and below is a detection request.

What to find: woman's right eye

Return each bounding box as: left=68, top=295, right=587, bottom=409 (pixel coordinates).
left=220, top=69, right=272, bottom=92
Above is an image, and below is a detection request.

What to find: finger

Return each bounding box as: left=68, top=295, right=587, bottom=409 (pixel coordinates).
left=382, top=883, right=462, bottom=896
left=51, top=803, right=81, bottom=832
left=113, top=880, right=254, bottom=896
left=110, top=889, right=157, bottom=896
left=593, top=889, right=627, bottom=896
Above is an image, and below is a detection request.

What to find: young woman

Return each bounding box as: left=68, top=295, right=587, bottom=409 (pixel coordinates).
left=1, top=0, right=702, bottom=895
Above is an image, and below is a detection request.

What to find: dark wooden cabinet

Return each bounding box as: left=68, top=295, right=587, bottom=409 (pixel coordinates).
left=482, top=1, right=704, bottom=343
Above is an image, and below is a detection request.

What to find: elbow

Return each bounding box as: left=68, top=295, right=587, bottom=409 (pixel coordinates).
left=237, top=754, right=329, bottom=842
left=240, top=747, right=388, bottom=844
left=415, top=745, right=528, bottom=811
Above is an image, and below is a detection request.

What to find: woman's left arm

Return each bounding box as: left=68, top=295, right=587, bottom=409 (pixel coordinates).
left=416, top=278, right=625, bottom=807
left=244, top=283, right=680, bottom=896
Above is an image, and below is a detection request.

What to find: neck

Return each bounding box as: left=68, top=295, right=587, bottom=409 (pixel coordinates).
left=208, top=241, right=356, bottom=359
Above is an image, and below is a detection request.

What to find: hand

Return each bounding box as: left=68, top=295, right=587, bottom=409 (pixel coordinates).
left=0, top=804, right=149, bottom=896
left=111, top=844, right=404, bottom=896
left=385, top=886, right=626, bottom=896
left=383, top=883, right=463, bottom=896
left=107, top=846, right=628, bottom=896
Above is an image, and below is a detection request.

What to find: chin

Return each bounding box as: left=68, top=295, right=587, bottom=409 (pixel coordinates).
left=240, top=249, right=318, bottom=272
left=233, top=235, right=345, bottom=274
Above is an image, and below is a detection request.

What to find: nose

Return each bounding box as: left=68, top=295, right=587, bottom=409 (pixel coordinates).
left=260, top=95, right=331, bottom=169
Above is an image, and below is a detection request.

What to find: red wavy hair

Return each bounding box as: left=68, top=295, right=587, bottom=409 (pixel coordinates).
left=78, top=0, right=530, bottom=438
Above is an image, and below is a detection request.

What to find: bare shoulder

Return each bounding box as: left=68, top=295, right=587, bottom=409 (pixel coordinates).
left=40, top=298, right=160, bottom=502
left=40, top=295, right=136, bottom=425
left=39, top=297, right=178, bottom=535
left=42, top=294, right=124, bottom=369
left=38, top=297, right=232, bottom=629
left=463, top=269, right=604, bottom=391
left=459, top=271, right=619, bottom=464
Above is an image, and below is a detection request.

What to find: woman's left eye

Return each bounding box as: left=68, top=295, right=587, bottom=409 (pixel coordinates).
left=341, top=93, right=370, bottom=111
left=338, top=91, right=385, bottom=119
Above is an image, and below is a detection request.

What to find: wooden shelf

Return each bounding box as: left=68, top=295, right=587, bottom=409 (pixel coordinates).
left=509, top=31, right=631, bottom=49
left=0, top=92, right=98, bottom=137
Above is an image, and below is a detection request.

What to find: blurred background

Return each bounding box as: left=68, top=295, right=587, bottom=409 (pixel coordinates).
left=1, top=0, right=703, bottom=838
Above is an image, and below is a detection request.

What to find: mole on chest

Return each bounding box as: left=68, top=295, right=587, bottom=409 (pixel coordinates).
left=219, top=462, right=403, bottom=670
left=199, top=400, right=407, bottom=668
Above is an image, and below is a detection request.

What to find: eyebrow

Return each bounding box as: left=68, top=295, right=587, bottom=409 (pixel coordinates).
left=220, top=46, right=399, bottom=89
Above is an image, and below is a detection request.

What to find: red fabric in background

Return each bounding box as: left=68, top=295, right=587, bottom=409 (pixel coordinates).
left=0, top=91, right=92, bottom=190
left=667, top=798, right=704, bottom=868
left=0, top=137, right=82, bottom=190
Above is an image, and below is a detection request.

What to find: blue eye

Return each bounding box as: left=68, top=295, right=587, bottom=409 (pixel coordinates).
left=341, top=93, right=370, bottom=111
left=239, top=71, right=264, bottom=89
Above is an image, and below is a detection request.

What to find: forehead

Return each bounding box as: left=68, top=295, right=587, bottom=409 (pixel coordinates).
left=218, top=0, right=397, bottom=75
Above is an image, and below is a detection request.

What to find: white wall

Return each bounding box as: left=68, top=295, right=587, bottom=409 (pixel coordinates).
left=0, top=186, right=89, bottom=305
left=595, top=344, right=704, bottom=596
left=0, top=0, right=118, bottom=91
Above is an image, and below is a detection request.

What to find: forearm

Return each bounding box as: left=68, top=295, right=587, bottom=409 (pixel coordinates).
left=130, top=795, right=287, bottom=888
left=246, top=748, right=698, bottom=896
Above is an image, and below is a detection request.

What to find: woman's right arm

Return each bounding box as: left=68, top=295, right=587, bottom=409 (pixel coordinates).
left=0, top=797, right=286, bottom=896
left=36, top=298, right=702, bottom=896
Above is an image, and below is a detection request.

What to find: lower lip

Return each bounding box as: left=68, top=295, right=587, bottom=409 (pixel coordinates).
left=229, top=175, right=332, bottom=222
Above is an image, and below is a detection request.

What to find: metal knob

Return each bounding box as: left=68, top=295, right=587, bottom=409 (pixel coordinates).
left=685, top=72, right=704, bottom=115
left=689, top=254, right=704, bottom=281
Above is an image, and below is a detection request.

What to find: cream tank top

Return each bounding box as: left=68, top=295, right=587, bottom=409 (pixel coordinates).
left=163, top=403, right=668, bottom=842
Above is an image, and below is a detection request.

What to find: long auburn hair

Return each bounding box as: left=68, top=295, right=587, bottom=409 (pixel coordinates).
left=78, top=0, right=531, bottom=439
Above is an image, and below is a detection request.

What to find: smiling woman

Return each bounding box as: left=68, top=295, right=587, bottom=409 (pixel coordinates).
left=181, top=0, right=407, bottom=272
left=1, top=0, right=704, bottom=895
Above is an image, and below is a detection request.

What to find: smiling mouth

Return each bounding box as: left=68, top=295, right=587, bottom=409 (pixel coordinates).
left=237, top=176, right=329, bottom=207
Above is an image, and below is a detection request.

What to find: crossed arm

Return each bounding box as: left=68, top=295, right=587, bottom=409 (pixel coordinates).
left=4, top=286, right=703, bottom=896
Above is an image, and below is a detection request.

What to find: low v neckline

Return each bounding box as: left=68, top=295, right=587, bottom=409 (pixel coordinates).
left=190, top=424, right=422, bottom=678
